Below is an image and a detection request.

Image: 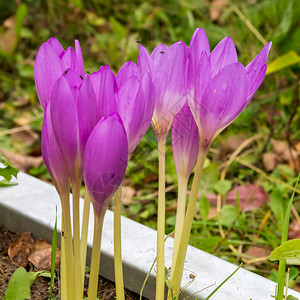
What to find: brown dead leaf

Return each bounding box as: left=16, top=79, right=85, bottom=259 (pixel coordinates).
left=288, top=219, right=300, bottom=240
left=217, top=134, right=247, bottom=160
left=210, top=0, right=228, bottom=21
left=270, top=139, right=299, bottom=171
left=0, top=148, right=43, bottom=172
left=263, top=153, right=277, bottom=171
left=245, top=246, right=271, bottom=266
left=226, top=184, right=269, bottom=211
left=11, top=129, right=39, bottom=148
left=8, top=232, right=34, bottom=267
left=206, top=184, right=269, bottom=211
left=29, top=239, right=61, bottom=270
left=121, top=186, right=136, bottom=206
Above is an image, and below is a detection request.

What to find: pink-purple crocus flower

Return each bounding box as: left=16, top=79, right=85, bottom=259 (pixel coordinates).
left=49, top=70, right=98, bottom=183
left=34, top=38, right=84, bottom=110
left=187, top=28, right=272, bottom=150
left=90, top=62, right=155, bottom=159
left=138, top=41, right=188, bottom=140
left=116, top=61, right=155, bottom=158
left=172, top=103, right=199, bottom=180
left=83, top=113, right=128, bottom=216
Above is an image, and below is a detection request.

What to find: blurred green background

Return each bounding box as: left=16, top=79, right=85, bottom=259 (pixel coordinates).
left=0, top=0, right=300, bottom=287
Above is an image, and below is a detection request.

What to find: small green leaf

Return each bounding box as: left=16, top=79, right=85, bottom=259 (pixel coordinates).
left=199, top=195, right=210, bottom=221
left=219, top=205, right=237, bottom=227
left=0, top=158, right=19, bottom=181
left=269, top=239, right=300, bottom=265
left=287, top=295, right=299, bottom=300
left=0, top=180, right=18, bottom=187
left=5, top=267, right=30, bottom=300
left=213, top=180, right=232, bottom=196
left=129, top=203, right=142, bottom=215
left=266, top=51, right=300, bottom=75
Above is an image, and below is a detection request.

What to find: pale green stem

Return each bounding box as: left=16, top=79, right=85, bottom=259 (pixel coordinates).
left=156, top=136, right=167, bottom=300
left=72, top=180, right=82, bottom=299
left=277, top=174, right=299, bottom=300
left=88, top=211, right=105, bottom=300
left=80, top=190, right=91, bottom=292
left=60, top=218, right=67, bottom=300
left=169, top=150, right=207, bottom=299
left=60, top=192, right=75, bottom=300
left=114, top=186, right=125, bottom=300
left=168, top=175, right=188, bottom=298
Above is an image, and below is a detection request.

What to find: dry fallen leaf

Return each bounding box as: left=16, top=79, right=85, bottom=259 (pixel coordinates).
left=263, top=153, right=277, bottom=172
left=245, top=246, right=271, bottom=266
left=8, top=232, right=34, bottom=267
left=288, top=219, right=300, bottom=240
left=29, top=239, right=61, bottom=270
left=121, top=186, right=136, bottom=206
left=209, top=0, right=228, bottom=21
left=206, top=184, right=269, bottom=211
left=0, top=148, right=43, bottom=172
left=270, top=139, right=299, bottom=171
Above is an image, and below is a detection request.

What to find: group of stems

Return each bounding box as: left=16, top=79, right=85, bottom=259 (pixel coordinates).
left=58, top=178, right=126, bottom=300
left=59, top=181, right=92, bottom=300
left=170, top=151, right=206, bottom=298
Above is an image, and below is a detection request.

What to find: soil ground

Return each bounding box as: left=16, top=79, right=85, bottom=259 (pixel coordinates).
left=0, top=224, right=143, bottom=300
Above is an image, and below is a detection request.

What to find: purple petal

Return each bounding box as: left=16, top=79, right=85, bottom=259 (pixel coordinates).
left=189, top=28, right=210, bottom=55
left=50, top=75, right=80, bottom=182
left=187, top=29, right=210, bottom=93
left=209, top=36, right=238, bottom=77
left=60, top=46, right=76, bottom=72
left=116, top=61, right=139, bottom=87
left=188, top=51, right=212, bottom=127
left=75, top=40, right=85, bottom=77
left=77, top=75, right=98, bottom=157
left=83, top=113, right=128, bottom=217
left=47, top=37, right=64, bottom=56
left=246, top=42, right=272, bottom=100
left=42, top=102, right=68, bottom=194
left=34, top=43, right=63, bottom=109
left=64, top=69, right=83, bottom=88
left=172, top=103, right=199, bottom=179
left=151, top=41, right=188, bottom=137
left=138, top=45, right=154, bottom=76
left=90, top=65, right=117, bottom=119
left=117, top=73, right=154, bottom=156
left=199, top=63, right=248, bottom=148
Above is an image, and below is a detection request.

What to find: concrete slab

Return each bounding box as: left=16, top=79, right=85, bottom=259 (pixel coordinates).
left=0, top=171, right=299, bottom=299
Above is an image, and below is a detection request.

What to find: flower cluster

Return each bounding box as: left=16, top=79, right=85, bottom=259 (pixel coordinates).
left=34, top=28, right=271, bottom=300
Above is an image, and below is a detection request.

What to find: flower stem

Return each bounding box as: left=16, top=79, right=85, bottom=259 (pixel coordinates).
left=114, top=186, right=125, bottom=300
left=168, top=176, right=188, bottom=299
left=88, top=211, right=104, bottom=300
left=60, top=218, right=67, bottom=300
left=72, top=180, right=82, bottom=299
left=80, top=190, right=91, bottom=292
left=277, top=174, right=299, bottom=300
left=60, top=192, right=75, bottom=300
left=156, top=136, right=167, bottom=300
left=169, top=150, right=207, bottom=299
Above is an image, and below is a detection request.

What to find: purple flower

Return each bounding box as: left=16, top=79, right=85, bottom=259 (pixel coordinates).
left=83, top=113, right=128, bottom=217
left=115, top=61, right=155, bottom=157
left=41, top=101, right=68, bottom=195
left=187, top=28, right=271, bottom=149
left=34, top=38, right=84, bottom=109
left=90, top=65, right=117, bottom=120
left=50, top=70, right=97, bottom=182
left=138, top=41, right=188, bottom=139
left=172, top=103, right=199, bottom=179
